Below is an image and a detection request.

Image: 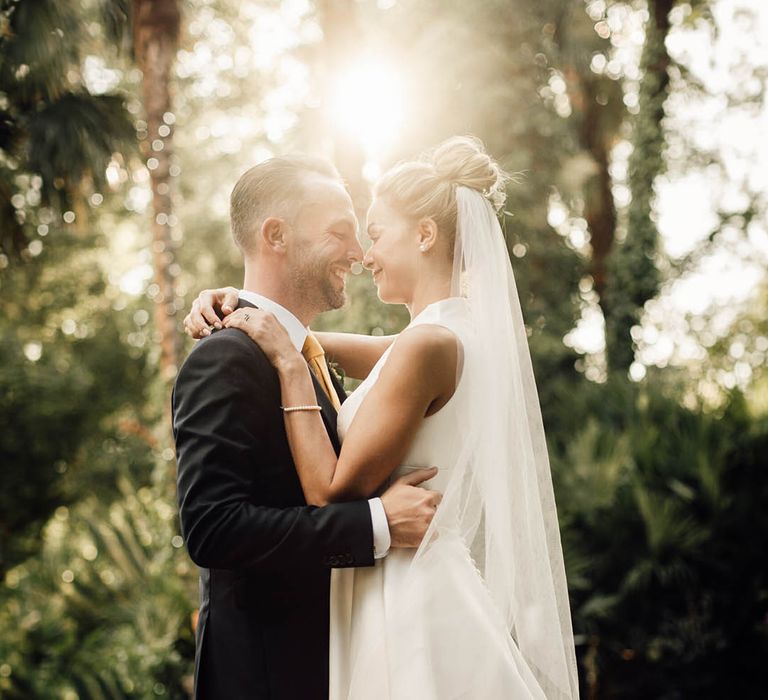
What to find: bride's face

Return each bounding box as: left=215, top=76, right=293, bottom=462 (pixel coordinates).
left=363, top=196, right=420, bottom=304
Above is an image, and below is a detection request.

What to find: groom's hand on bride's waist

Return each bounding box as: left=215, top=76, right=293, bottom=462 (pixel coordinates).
left=380, top=467, right=442, bottom=548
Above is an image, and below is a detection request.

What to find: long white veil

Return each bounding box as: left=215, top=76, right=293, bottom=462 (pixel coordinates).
left=450, top=186, right=578, bottom=696
left=406, top=186, right=578, bottom=699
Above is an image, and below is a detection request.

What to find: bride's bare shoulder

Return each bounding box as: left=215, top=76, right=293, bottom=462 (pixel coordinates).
left=398, top=323, right=459, bottom=351
left=379, top=324, right=459, bottom=382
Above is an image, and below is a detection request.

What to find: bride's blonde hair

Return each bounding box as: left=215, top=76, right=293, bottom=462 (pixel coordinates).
left=374, top=135, right=507, bottom=252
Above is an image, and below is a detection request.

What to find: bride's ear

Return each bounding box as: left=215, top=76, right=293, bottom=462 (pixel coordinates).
left=416, top=217, right=439, bottom=253
left=261, top=217, right=288, bottom=253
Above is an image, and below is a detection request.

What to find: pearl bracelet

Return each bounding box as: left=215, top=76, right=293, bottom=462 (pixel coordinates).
left=281, top=405, right=322, bottom=413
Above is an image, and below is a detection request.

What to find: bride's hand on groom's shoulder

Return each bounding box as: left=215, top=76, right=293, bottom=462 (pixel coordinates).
left=223, top=308, right=299, bottom=370
left=183, top=286, right=239, bottom=339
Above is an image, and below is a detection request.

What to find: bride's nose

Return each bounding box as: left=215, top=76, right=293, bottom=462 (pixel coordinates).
left=362, top=247, right=374, bottom=270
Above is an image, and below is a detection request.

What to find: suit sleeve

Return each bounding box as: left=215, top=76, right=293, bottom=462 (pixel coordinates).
left=172, top=330, right=375, bottom=572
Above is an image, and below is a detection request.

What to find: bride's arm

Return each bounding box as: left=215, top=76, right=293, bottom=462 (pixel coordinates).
left=280, top=327, right=456, bottom=505
left=223, top=309, right=457, bottom=506
left=312, top=331, right=397, bottom=380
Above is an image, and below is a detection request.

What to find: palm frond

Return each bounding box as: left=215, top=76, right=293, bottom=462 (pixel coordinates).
left=98, top=0, right=132, bottom=56
left=0, top=0, right=81, bottom=103
left=24, top=91, right=134, bottom=205
left=633, top=485, right=707, bottom=558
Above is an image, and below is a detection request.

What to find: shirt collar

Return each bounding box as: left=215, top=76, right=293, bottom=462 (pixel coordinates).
left=238, top=290, right=308, bottom=353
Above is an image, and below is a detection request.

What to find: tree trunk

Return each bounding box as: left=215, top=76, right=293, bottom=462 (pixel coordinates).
left=578, top=78, right=619, bottom=305
left=603, top=0, right=673, bottom=373
left=556, top=3, right=623, bottom=324
left=132, top=0, right=181, bottom=382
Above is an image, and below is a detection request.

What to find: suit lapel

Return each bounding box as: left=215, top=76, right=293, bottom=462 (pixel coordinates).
left=328, top=367, right=347, bottom=407
left=309, top=371, right=343, bottom=455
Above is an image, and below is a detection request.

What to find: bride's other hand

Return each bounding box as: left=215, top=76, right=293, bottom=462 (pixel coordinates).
left=183, top=286, right=239, bottom=338
left=223, top=308, right=300, bottom=370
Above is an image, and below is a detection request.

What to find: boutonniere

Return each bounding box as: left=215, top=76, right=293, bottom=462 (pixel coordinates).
left=328, top=359, right=345, bottom=386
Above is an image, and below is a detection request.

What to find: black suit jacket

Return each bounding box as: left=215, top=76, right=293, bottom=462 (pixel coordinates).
left=172, top=300, right=374, bottom=699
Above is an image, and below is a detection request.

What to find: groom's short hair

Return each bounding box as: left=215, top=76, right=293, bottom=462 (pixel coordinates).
left=230, top=155, right=343, bottom=253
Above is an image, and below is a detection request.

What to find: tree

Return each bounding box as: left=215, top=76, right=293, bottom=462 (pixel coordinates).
left=0, top=0, right=133, bottom=257
left=0, top=0, right=145, bottom=579
left=131, top=0, right=183, bottom=382
left=0, top=235, right=154, bottom=580
left=553, top=1, right=624, bottom=313
left=603, top=0, right=674, bottom=373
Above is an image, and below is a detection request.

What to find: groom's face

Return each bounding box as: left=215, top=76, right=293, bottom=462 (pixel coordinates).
left=286, top=174, right=362, bottom=312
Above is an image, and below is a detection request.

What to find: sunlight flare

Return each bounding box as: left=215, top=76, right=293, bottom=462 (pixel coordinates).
left=328, top=59, right=405, bottom=159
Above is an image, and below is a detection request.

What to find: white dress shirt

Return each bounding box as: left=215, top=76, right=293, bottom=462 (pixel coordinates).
left=239, top=290, right=391, bottom=559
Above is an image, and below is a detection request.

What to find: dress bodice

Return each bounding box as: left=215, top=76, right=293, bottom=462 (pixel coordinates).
left=336, top=297, right=472, bottom=493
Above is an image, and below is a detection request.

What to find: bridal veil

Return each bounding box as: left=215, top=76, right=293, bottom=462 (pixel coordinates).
left=398, top=186, right=578, bottom=699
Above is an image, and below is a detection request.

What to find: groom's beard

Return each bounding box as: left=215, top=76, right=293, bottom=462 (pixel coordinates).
left=289, top=248, right=346, bottom=312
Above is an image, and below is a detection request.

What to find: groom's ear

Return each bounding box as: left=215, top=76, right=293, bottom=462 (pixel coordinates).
left=416, top=217, right=439, bottom=252
left=261, top=217, right=288, bottom=253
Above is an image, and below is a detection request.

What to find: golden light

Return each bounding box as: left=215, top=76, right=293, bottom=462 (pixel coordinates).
left=328, top=58, right=405, bottom=161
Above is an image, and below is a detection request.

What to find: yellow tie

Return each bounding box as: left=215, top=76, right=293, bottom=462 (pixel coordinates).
left=302, top=333, right=341, bottom=411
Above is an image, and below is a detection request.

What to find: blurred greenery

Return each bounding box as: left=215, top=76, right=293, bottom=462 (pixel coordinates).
left=0, top=0, right=135, bottom=255
left=0, top=472, right=195, bottom=699
left=0, top=229, right=154, bottom=577
left=1, top=0, right=767, bottom=698
left=553, top=379, right=768, bottom=697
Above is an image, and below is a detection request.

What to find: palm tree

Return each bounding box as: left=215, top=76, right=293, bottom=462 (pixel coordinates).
left=130, top=0, right=182, bottom=379
left=102, top=0, right=183, bottom=379
left=0, top=0, right=133, bottom=256
left=1, top=0, right=184, bottom=380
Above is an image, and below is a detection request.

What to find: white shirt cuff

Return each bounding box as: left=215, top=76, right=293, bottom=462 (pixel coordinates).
left=368, top=497, right=390, bottom=559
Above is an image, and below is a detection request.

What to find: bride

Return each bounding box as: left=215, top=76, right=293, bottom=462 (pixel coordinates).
left=186, top=136, right=578, bottom=699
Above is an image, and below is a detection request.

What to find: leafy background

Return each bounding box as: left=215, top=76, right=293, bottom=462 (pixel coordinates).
left=1, top=0, right=766, bottom=697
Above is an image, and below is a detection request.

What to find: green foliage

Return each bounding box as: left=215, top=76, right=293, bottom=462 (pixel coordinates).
left=0, top=1, right=765, bottom=698
left=26, top=92, right=134, bottom=202
left=0, top=0, right=134, bottom=255
left=0, top=472, right=195, bottom=698
left=0, top=0, right=81, bottom=104
left=0, top=229, right=156, bottom=579
left=553, top=380, right=768, bottom=697
left=603, top=1, right=670, bottom=373
left=98, top=0, right=133, bottom=55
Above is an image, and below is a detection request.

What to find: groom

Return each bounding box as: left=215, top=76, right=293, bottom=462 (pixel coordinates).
left=172, top=155, right=441, bottom=699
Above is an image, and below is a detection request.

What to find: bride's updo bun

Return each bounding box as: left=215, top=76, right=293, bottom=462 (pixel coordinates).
left=374, top=135, right=507, bottom=254
left=431, top=136, right=507, bottom=210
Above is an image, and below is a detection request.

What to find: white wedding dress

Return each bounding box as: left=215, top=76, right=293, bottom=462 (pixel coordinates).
left=330, top=297, right=547, bottom=700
